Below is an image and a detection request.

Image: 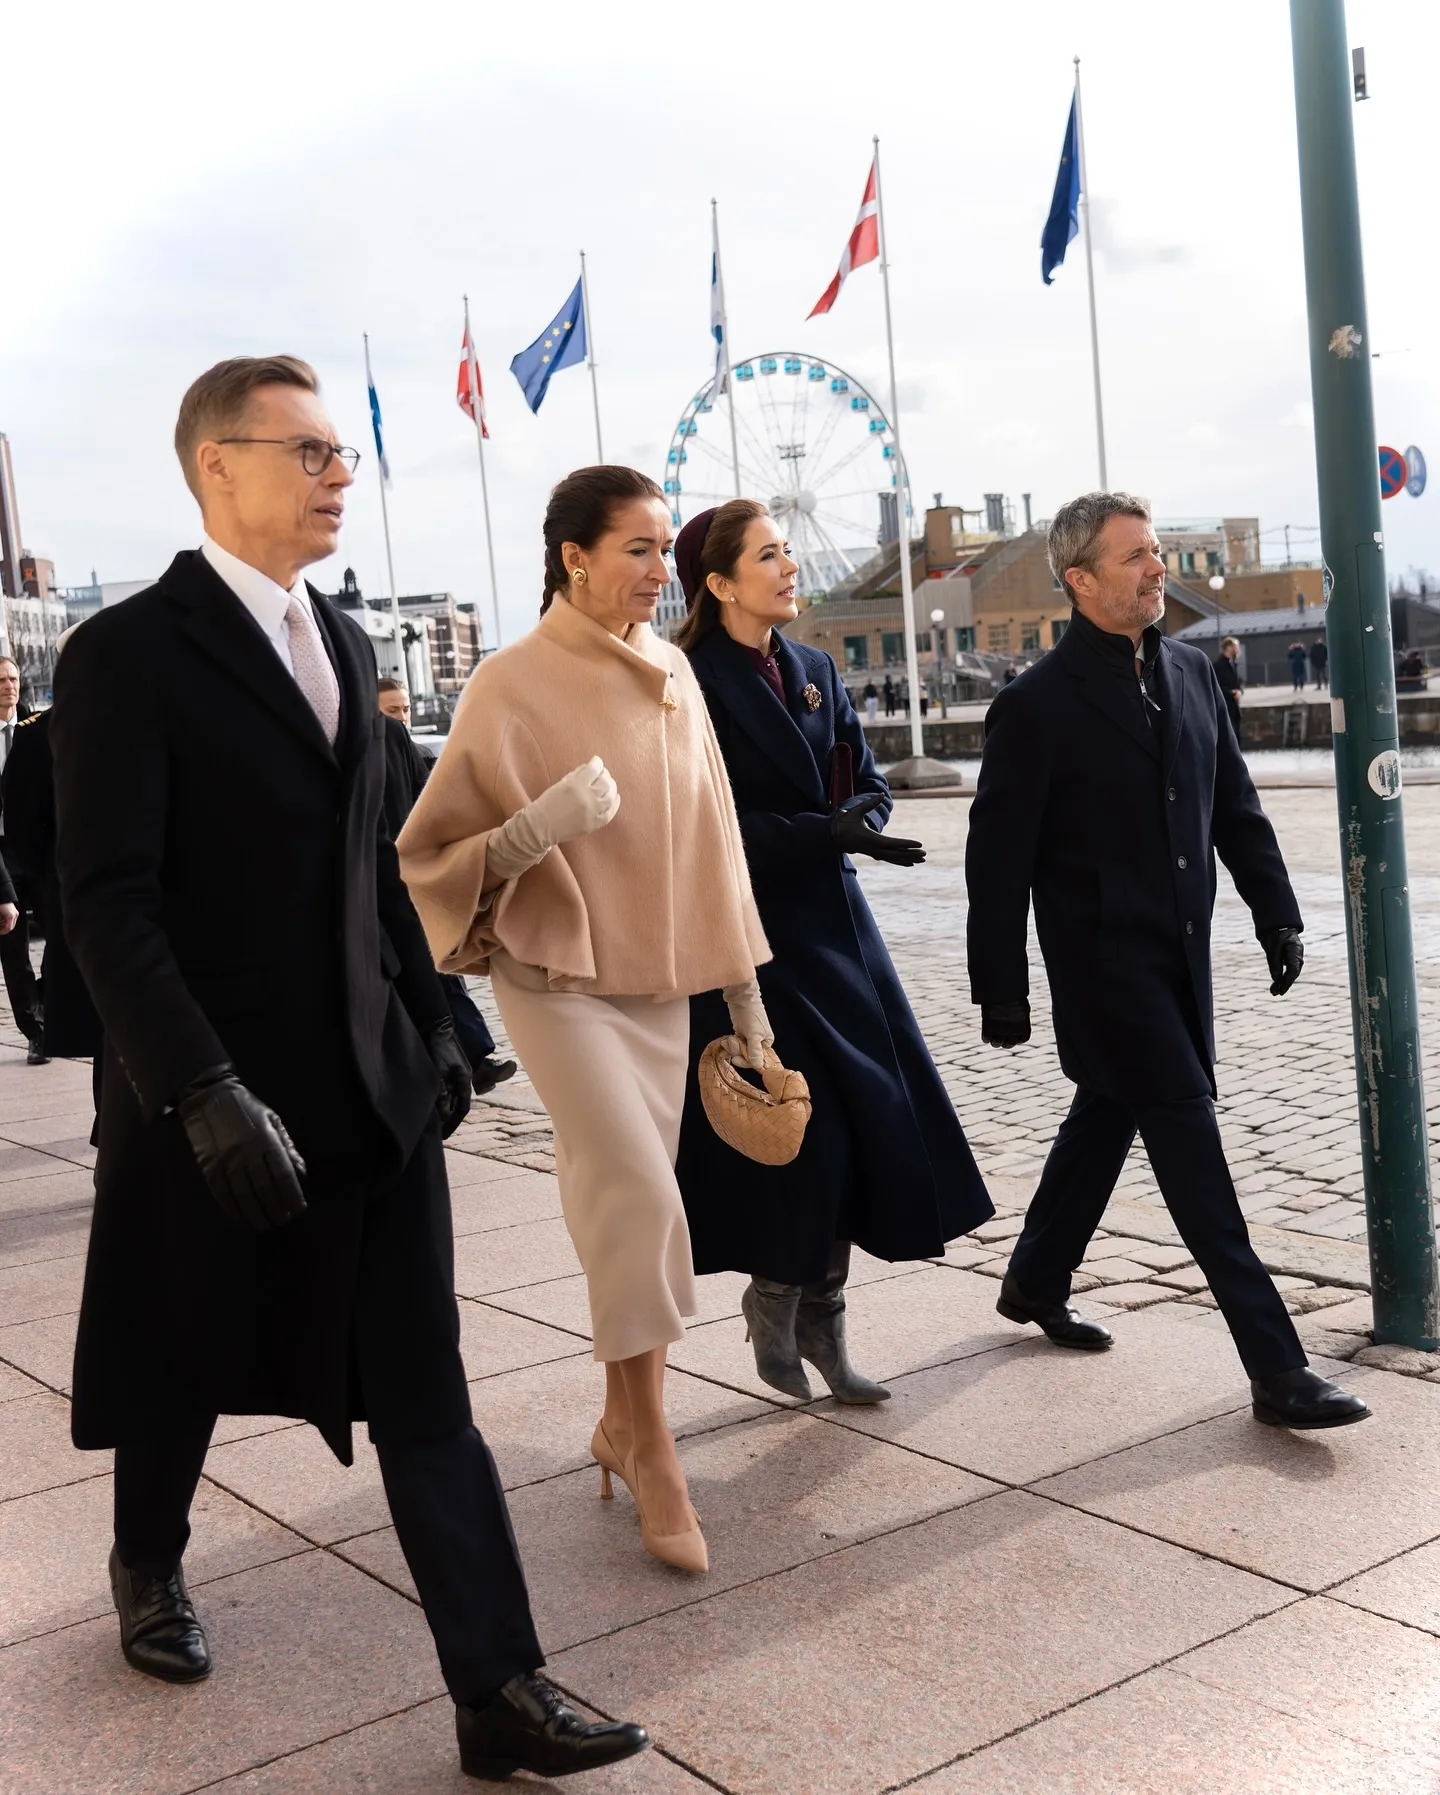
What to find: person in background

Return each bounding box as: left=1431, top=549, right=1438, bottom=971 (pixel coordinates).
left=52, top=355, right=648, bottom=1783
left=2, top=626, right=102, bottom=1085
left=0, top=655, right=42, bottom=1059
left=966, top=490, right=1369, bottom=1431
left=882, top=674, right=896, bottom=716
left=862, top=679, right=879, bottom=723
left=400, top=465, right=771, bottom=1579
left=1215, top=635, right=1243, bottom=741
left=1287, top=640, right=1307, bottom=690
left=672, top=501, right=992, bottom=1403
left=1003, top=663, right=1018, bottom=685
left=379, top=677, right=516, bottom=1096
left=1310, top=635, right=1329, bottom=689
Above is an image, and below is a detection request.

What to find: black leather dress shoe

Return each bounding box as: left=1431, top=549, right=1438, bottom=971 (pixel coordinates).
left=109, top=1545, right=212, bottom=1683
left=457, top=1673, right=649, bottom=1781
left=26, top=1033, right=50, bottom=1066
left=997, top=1272, right=1114, bottom=1350
left=472, top=1056, right=518, bottom=1097
left=1252, top=1366, right=1372, bottom=1429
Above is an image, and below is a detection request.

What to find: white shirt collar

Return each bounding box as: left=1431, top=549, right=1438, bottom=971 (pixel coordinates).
left=201, top=535, right=311, bottom=636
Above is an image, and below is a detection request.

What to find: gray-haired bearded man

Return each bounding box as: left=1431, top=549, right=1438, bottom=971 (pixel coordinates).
left=964, top=489, right=1369, bottom=1431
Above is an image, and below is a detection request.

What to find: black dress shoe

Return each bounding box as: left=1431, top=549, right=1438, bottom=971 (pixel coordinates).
left=456, top=1673, right=648, bottom=1781
left=996, top=1272, right=1114, bottom=1350
left=1252, top=1366, right=1372, bottom=1430
left=108, top=1545, right=212, bottom=1683
left=26, top=1033, right=50, bottom=1066
left=472, top=1057, right=518, bottom=1097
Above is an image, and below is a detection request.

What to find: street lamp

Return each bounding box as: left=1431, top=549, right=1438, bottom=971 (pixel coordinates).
left=930, top=608, right=946, bottom=719
left=1208, top=573, right=1226, bottom=665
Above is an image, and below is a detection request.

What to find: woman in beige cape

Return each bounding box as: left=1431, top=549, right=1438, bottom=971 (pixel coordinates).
left=399, top=466, right=770, bottom=1577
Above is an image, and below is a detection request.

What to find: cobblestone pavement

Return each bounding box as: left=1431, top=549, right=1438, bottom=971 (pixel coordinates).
left=460, top=785, right=1440, bottom=1337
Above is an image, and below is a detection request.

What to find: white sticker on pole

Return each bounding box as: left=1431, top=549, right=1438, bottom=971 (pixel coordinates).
left=1331, top=697, right=1346, bottom=733
left=1367, top=750, right=1402, bottom=799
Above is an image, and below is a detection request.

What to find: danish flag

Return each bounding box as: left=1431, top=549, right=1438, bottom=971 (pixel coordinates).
left=456, top=320, right=489, bottom=438
left=808, top=154, right=880, bottom=318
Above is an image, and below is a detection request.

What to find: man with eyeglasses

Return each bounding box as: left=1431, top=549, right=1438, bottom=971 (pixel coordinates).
left=50, top=355, right=649, bottom=1781
left=965, top=490, right=1370, bottom=1433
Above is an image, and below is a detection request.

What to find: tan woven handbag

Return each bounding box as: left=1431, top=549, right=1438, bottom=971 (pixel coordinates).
left=697, top=1038, right=812, bottom=1166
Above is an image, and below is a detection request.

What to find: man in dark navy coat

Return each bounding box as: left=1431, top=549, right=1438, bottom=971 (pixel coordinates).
left=965, top=490, right=1368, bottom=1431
left=51, top=355, right=647, bottom=1781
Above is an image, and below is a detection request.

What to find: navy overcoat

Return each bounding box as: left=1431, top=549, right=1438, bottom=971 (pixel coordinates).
left=965, top=611, right=1302, bottom=1104
left=675, top=627, right=992, bottom=1284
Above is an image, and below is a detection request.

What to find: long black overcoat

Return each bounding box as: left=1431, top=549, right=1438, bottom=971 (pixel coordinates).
left=52, top=551, right=464, bottom=1462
left=2, top=710, right=103, bottom=1058
left=675, top=628, right=992, bottom=1284
left=965, top=612, right=1302, bottom=1104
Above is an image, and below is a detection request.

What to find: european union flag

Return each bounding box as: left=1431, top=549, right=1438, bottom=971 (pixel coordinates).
left=1041, top=93, right=1081, bottom=285
left=510, top=279, right=587, bottom=413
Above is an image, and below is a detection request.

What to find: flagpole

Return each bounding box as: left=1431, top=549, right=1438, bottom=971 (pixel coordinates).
left=463, top=295, right=503, bottom=651
left=871, top=136, right=925, bottom=762
left=579, top=250, right=604, bottom=462
left=712, top=199, right=741, bottom=497
left=363, top=332, right=406, bottom=685
left=1073, top=57, right=1109, bottom=488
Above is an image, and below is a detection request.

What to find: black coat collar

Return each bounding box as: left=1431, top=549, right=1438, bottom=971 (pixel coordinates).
left=689, top=627, right=828, bottom=807
left=1058, top=609, right=1170, bottom=763
left=157, top=550, right=364, bottom=770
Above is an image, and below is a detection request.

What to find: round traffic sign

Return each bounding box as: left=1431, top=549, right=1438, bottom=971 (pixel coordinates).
left=1379, top=444, right=1406, bottom=499
left=1406, top=444, right=1427, bottom=498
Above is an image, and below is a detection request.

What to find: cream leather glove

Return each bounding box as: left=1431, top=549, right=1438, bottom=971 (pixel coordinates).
left=485, top=757, right=621, bottom=883
left=722, top=977, right=774, bottom=1073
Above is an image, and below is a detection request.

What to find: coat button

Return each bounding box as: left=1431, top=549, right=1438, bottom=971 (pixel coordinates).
left=1168, top=786, right=1178, bottom=802
left=1177, top=855, right=1188, bottom=869
left=1185, top=920, right=1195, bottom=935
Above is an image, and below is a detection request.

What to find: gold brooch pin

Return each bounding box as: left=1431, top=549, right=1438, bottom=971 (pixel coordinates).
left=662, top=695, right=678, bottom=711
left=802, top=684, right=822, bottom=712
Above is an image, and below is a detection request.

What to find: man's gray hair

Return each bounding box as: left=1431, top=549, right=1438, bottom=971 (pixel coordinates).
left=1047, top=491, right=1152, bottom=603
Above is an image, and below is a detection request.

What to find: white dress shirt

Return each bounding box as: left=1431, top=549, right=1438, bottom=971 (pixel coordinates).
left=201, top=535, right=319, bottom=679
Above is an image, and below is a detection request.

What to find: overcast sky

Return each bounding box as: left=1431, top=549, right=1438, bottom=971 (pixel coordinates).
left=4, top=0, right=1438, bottom=645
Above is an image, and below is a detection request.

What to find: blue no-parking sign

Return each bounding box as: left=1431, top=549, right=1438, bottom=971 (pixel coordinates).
left=1379, top=444, right=1406, bottom=499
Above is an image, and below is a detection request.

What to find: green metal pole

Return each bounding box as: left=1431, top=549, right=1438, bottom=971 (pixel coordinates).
left=1290, top=0, right=1438, bottom=1349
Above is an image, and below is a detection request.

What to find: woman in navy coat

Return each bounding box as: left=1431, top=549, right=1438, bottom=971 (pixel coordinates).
left=672, top=501, right=992, bottom=1403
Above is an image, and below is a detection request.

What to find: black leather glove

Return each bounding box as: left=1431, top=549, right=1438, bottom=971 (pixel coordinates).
left=1261, top=925, right=1304, bottom=996
left=426, top=1017, right=473, bottom=1139
left=981, top=1000, right=1032, bottom=1049
left=831, top=792, right=926, bottom=867
left=176, top=1069, right=307, bottom=1231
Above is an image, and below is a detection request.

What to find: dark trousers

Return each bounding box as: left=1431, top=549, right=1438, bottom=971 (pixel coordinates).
left=1007, top=1088, right=1305, bottom=1378
left=114, top=1416, right=543, bottom=1704
left=442, top=973, right=496, bottom=1065
left=0, top=886, right=38, bottom=1036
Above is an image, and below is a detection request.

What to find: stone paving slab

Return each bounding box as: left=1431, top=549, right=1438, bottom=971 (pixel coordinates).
left=913, top=1660, right=1423, bottom=1794
left=549, top=1492, right=1291, bottom=1795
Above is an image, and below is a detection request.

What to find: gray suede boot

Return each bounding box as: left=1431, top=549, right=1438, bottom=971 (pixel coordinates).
left=794, top=1241, right=891, bottom=1404
left=741, top=1278, right=813, bottom=1401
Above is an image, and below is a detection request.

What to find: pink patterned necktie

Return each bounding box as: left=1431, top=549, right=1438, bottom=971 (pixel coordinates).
left=284, top=596, right=340, bottom=745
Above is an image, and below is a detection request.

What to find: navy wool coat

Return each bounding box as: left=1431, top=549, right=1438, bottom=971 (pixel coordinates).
left=675, top=628, right=992, bottom=1284
left=965, top=611, right=1302, bottom=1105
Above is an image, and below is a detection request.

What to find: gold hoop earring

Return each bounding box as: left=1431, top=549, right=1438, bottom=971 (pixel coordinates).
left=571, top=568, right=588, bottom=587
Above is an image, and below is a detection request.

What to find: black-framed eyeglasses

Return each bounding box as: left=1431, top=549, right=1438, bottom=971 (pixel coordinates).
left=216, top=437, right=361, bottom=477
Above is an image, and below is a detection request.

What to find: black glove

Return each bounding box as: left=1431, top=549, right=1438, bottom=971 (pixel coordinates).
left=831, top=793, right=926, bottom=867
left=426, top=1017, right=473, bottom=1139
left=1261, top=925, right=1304, bottom=996
left=981, top=1000, right=1031, bottom=1049
left=176, top=1069, right=307, bottom=1231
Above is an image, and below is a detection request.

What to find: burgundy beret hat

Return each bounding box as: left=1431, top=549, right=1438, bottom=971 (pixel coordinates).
left=674, top=507, right=719, bottom=607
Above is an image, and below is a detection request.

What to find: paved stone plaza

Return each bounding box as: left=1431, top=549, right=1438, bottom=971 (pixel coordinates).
left=3, top=787, right=1440, bottom=1791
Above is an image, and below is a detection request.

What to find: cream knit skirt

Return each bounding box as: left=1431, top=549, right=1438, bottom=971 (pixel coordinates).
left=489, top=954, right=697, bottom=1362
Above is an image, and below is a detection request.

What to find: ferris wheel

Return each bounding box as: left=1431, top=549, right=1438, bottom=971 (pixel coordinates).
left=662, top=353, right=911, bottom=599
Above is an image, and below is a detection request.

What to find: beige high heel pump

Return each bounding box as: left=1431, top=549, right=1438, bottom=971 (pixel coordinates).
left=625, top=1445, right=708, bottom=1575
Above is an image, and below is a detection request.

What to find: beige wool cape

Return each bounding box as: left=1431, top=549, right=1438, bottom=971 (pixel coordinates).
left=397, top=596, right=770, bottom=1361
left=397, top=594, right=769, bottom=996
